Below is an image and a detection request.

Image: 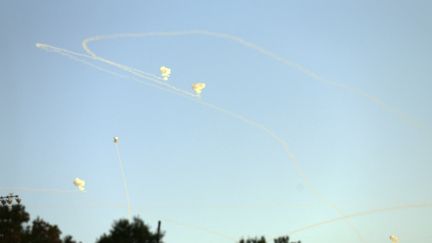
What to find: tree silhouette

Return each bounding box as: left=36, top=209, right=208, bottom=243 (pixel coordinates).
left=63, top=235, right=79, bottom=243
left=96, top=217, right=163, bottom=243
left=273, top=235, right=301, bottom=243
left=239, top=236, right=267, bottom=243
left=0, top=204, right=29, bottom=242
left=23, top=217, right=62, bottom=243
left=238, top=235, right=301, bottom=243
left=0, top=204, right=79, bottom=243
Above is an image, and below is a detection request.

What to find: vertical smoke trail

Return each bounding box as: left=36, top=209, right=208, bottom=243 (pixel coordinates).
left=114, top=139, right=132, bottom=220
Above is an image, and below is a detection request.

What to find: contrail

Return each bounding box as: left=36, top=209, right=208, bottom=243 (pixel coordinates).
left=114, top=141, right=132, bottom=220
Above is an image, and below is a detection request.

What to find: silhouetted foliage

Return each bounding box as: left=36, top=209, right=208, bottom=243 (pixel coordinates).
left=0, top=204, right=79, bottom=243
left=0, top=204, right=29, bottom=242
left=273, top=235, right=301, bottom=243
left=23, top=217, right=62, bottom=243
left=96, top=217, right=163, bottom=243
left=238, top=235, right=301, bottom=243
left=239, top=236, right=267, bottom=243
left=63, top=235, right=79, bottom=243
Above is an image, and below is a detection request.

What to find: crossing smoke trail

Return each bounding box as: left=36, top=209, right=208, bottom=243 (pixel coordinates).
left=35, top=43, right=127, bottom=79
left=36, top=31, right=426, bottom=242
left=37, top=32, right=367, bottom=242
left=81, top=31, right=368, bottom=242
left=0, top=187, right=77, bottom=193
left=163, top=201, right=432, bottom=241
left=37, top=47, right=365, bottom=242
left=289, top=202, right=432, bottom=235
left=35, top=43, right=197, bottom=98
left=82, top=31, right=424, bottom=129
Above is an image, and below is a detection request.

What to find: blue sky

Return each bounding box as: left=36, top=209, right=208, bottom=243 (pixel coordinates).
left=1, top=0, right=432, bottom=242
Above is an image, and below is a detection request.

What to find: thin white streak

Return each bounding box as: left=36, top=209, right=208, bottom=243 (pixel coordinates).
left=114, top=143, right=132, bottom=220
left=0, top=187, right=77, bottom=193
left=289, top=202, right=432, bottom=235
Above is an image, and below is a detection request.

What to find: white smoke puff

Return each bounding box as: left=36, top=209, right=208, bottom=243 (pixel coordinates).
left=73, top=178, right=85, bottom=191
left=192, top=82, right=206, bottom=95
left=160, top=66, right=171, bottom=80
left=389, top=235, right=399, bottom=243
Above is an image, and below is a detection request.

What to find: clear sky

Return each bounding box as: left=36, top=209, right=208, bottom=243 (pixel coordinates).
left=1, top=0, right=432, bottom=242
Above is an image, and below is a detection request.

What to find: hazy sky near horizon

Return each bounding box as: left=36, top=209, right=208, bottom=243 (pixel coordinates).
left=1, top=1, right=432, bottom=242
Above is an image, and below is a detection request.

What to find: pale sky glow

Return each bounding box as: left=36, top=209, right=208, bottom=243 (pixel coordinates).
left=1, top=1, right=432, bottom=243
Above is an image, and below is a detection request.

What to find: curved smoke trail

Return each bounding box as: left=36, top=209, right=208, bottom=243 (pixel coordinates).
left=37, top=32, right=364, bottom=242
left=80, top=31, right=368, bottom=242
left=82, top=31, right=423, bottom=129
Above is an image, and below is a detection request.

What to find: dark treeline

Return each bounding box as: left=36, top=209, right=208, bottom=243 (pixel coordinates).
left=1, top=203, right=300, bottom=243
left=239, top=235, right=301, bottom=243
left=0, top=204, right=79, bottom=243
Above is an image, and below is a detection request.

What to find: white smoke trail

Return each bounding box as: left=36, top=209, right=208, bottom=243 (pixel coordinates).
left=0, top=187, right=77, bottom=193
left=37, top=43, right=199, bottom=99
left=194, top=99, right=366, bottom=242
left=82, top=31, right=424, bottom=129
left=164, top=201, right=432, bottom=241
left=289, top=202, right=432, bottom=235
left=114, top=141, right=132, bottom=220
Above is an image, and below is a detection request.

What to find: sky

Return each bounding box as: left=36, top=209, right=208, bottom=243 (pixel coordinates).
left=1, top=0, right=432, bottom=242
